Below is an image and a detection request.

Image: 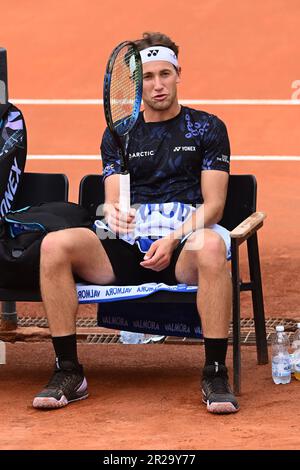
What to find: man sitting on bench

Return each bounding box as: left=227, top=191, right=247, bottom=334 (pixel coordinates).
left=33, top=31, right=239, bottom=414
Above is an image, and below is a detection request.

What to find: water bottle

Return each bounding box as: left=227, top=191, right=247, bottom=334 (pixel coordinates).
left=271, top=325, right=291, bottom=384
left=120, top=331, right=145, bottom=344
left=291, top=323, right=300, bottom=380
left=143, top=334, right=165, bottom=344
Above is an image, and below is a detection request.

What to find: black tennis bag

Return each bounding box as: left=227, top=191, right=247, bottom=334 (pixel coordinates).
left=0, top=201, right=93, bottom=288
left=0, top=102, right=27, bottom=217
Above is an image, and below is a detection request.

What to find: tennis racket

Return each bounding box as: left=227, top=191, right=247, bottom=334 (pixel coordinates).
left=103, top=41, right=143, bottom=212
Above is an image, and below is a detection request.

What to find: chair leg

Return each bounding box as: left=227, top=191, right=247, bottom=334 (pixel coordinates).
left=231, top=239, right=241, bottom=395
left=1, top=301, right=18, bottom=330
left=247, top=234, right=268, bottom=364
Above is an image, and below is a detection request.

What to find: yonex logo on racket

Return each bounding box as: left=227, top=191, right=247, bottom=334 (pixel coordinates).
left=147, top=49, right=159, bottom=57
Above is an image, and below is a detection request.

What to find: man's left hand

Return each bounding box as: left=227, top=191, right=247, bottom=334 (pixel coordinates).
left=140, top=237, right=180, bottom=272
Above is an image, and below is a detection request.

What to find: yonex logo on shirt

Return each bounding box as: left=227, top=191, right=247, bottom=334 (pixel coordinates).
left=173, top=146, right=196, bottom=152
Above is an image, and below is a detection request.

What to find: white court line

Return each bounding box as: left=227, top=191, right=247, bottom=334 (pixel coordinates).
left=28, top=155, right=100, bottom=160
left=27, top=155, right=300, bottom=161
left=231, top=156, right=300, bottom=161
left=10, top=98, right=300, bottom=105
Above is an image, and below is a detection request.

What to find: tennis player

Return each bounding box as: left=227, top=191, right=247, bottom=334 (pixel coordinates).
left=33, top=32, right=239, bottom=414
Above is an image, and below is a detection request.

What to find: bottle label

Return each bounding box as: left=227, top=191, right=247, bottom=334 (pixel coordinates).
left=272, top=358, right=291, bottom=377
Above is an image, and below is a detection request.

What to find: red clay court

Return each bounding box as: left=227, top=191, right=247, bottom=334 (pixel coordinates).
left=0, top=0, right=300, bottom=450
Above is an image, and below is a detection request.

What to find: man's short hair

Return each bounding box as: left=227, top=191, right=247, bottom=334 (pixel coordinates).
left=134, top=32, right=179, bottom=57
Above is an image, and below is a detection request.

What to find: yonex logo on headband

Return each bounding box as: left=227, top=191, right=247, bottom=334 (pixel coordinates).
left=147, top=49, right=159, bottom=57
left=140, top=46, right=179, bottom=68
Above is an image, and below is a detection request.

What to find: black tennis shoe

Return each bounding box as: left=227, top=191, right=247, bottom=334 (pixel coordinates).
left=33, top=359, right=88, bottom=409
left=202, top=363, right=239, bottom=414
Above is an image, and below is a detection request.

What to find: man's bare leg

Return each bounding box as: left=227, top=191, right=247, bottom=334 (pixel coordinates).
left=33, top=228, right=115, bottom=410
left=175, top=229, right=239, bottom=413
left=176, top=229, right=231, bottom=336
left=40, top=228, right=116, bottom=336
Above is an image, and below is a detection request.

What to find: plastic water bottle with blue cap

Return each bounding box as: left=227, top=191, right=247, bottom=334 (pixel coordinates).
left=271, top=325, right=291, bottom=384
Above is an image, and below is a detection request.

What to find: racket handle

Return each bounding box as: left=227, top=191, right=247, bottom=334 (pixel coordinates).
left=119, top=172, right=131, bottom=213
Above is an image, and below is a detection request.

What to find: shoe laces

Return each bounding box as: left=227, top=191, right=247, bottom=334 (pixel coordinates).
left=207, top=375, right=230, bottom=394
left=46, top=368, right=72, bottom=389
left=46, top=361, right=81, bottom=389
left=203, top=363, right=230, bottom=394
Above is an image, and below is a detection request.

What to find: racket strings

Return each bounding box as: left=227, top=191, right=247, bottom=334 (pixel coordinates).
left=110, top=47, right=140, bottom=131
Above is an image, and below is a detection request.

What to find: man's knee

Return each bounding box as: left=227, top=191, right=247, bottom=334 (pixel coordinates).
left=41, top=231, right=72, bottom=265
left=41, top=229, right=92, bottom=264
left=188, top=230, right=227, bottom=271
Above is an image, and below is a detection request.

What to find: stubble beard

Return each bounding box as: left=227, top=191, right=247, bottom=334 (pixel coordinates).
left=145, top=90, right=177, bottom=113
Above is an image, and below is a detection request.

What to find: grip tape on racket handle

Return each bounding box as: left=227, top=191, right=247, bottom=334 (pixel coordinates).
left=119, top=173, right=131, bottom=213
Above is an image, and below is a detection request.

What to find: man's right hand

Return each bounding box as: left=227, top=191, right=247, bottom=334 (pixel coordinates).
left=103, top=202, right=136, bottom=235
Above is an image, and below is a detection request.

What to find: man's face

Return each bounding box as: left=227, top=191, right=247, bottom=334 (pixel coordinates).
left=142, top=61, right=180, bottom=112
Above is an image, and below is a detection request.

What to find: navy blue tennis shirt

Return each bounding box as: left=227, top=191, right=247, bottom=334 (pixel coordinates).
left=101, top=106, right=230, bottom=206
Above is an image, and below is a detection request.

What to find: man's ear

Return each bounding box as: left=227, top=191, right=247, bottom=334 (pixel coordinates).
left=176, top=66, right=181, bottom=84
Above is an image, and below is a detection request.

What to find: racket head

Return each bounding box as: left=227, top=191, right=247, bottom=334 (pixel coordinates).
left=103, top=41, right=143, bottom=138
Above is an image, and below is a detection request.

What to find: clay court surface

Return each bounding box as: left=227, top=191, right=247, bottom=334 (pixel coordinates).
left=0, top=0, right=300, bottom=450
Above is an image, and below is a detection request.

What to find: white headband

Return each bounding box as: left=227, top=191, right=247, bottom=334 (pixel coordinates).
left=140, top=46, right=178, bottom=68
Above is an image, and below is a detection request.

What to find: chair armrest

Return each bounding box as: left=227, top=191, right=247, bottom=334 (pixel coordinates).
left=230, top=212, right=266, bottom=240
